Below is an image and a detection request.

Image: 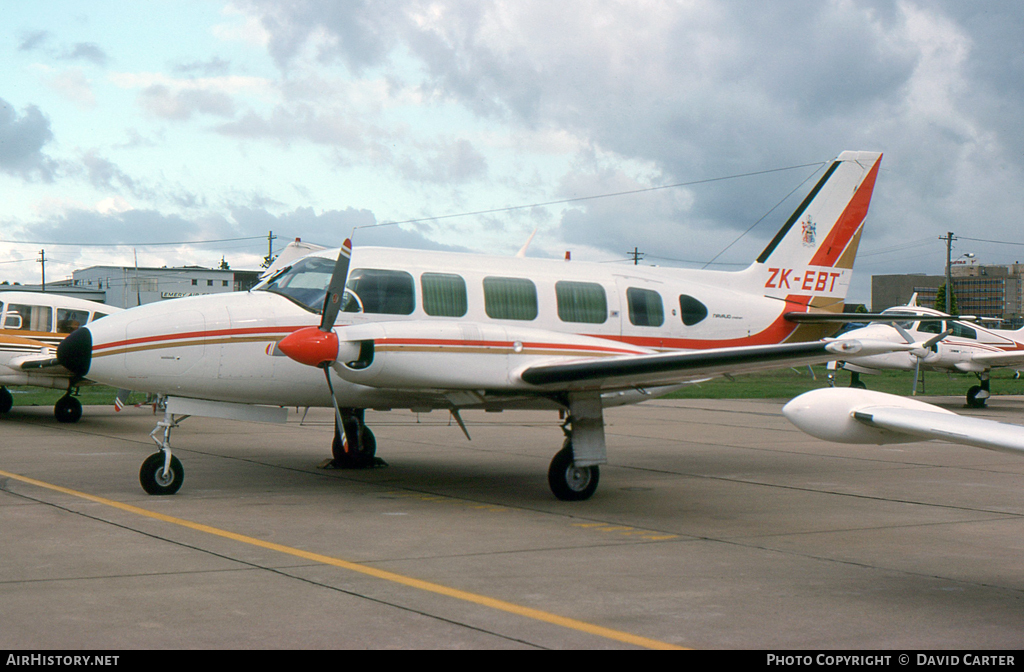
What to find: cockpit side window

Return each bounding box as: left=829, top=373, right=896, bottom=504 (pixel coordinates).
left=918, top=320, right=944, bottom=335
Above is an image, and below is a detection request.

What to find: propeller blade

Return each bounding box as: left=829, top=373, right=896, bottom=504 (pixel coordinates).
left=923, top=329, right=951, bottom=351
left=323, top=366, right=345, bottom=431
left=320, top=238, right=352, bottom=332
left=892, top=324, right=915, bottom=345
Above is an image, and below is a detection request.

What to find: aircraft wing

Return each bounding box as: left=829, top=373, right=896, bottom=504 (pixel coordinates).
left=968, top=350, right=1024, bottom=368
left=518, top=339, right=895, bottom=391
left=783, top=388, right=1024, bottom=456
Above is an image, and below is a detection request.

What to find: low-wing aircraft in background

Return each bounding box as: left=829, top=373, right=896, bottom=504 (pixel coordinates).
left=825, top=302, right=1024, bottom=407
left=57, top=150, right=889, bottom=500
left=0, top=291, right=121, bottom=421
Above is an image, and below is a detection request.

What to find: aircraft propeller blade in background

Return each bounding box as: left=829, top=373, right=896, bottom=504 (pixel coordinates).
left=891, top=324, right=950, bottom=396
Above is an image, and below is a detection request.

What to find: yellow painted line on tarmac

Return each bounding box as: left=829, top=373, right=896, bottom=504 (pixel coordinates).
left=0, top=468, right=686, bottom=650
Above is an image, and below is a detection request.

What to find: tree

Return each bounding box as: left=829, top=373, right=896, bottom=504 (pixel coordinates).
left=934, top=284, right=959, bottom=315
left=218, top=256, right=230, bottom=270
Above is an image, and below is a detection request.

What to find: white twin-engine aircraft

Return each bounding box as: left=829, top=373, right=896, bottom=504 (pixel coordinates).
left=0, top=291, right=120, bottom=421
left=828, top=302, right=1024, bottom=407
left=57, top=150, right=891, bottom=499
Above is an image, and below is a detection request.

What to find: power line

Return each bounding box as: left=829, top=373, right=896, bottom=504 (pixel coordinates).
left=1, top=234, right=270, bottom=248
left=356, top=161, right=829, bottom=232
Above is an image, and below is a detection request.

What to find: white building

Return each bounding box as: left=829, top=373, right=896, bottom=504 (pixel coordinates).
left=71, top=266, right=261, bottom=309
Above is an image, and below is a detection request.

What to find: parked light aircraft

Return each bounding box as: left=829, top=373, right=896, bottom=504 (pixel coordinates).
left=0, top=291, right=120, bottom=421
left=826, top=302, right=1024, bottom=407
left=56, top=150, right=890, bottom=499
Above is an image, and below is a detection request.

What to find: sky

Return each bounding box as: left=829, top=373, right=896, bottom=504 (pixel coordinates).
left=2, top=1, right=1023, bottom=305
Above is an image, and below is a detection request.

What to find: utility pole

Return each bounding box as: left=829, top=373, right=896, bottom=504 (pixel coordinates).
left=629, top=247, right=645, bottom=265
left=38, top=249, right=46, bottom=292
left=263, top=230, right=278, bottom=268
left=939, top=232, right=956, bottom=314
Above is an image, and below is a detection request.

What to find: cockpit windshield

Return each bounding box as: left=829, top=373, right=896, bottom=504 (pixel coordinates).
left=258, top=255, right=335, bottom=313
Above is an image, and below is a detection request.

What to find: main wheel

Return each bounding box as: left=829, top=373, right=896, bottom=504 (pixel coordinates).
left=140, top=453, right=184, bottom=495
left=0, top=387, right=12, bottom=414
left=54, top=395, right=83, bottom=423
left=966, top=385, right=987, bottom=408
left=548, top=445, right=600, bottom=501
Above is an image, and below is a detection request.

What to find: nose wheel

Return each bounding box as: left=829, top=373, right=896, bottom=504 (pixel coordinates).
left=140, top=452, right=184, bottom=495
left=140, top=399, right=185, bottom=495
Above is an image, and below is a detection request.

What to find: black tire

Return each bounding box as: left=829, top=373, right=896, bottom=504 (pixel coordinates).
left=140, top=453, right=184, bottom=495
left=0, top=387, right=12, bottom=414
left=548, top=445, right=600, bottom=501
left=54, top=395, right=82, bottom=423
left=966, top=385, right=986, bottom=408
left=332, top=425, right=377, bottom=467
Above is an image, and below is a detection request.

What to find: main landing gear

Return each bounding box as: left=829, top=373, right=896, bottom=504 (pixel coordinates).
left=966, top=372, right=991, bottom=409
left=547, top=394, right=606, bottom=501
left=54, top=391, right=82, bottom=423
left=0, top=386, right=83, bottom=422
left=327, top=407, right=386, bottom=469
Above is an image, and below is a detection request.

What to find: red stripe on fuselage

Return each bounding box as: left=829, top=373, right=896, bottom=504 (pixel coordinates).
left=92, top=325, right=308, bottom=353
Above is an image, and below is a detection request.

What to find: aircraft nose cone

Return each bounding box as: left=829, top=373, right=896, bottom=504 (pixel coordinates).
left=57, top=326, right=93, bottom=377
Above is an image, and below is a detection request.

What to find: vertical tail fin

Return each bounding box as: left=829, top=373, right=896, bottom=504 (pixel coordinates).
left=757, top=151, right=881, bottom=309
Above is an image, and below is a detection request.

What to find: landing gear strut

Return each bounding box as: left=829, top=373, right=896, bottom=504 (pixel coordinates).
left=328, top=408, right=385, bottom=469
left=849, top=371, right=867, bottom=389
left=141, top=398, right=185, bottom=495
left=547, top=394, right=606, bottom=501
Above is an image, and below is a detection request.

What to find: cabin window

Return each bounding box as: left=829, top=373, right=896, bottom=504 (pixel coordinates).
left=950, top=322, right=977, bottom=340
left=56, top=309, right=89, bottom=333
left=90, top=312, right=108, bottom=322
left=345, top=269, right=415, bottom=315
left=483, top=277, right=538, bottom=320
left=6, top=304, right=52, bottom=332
left=421, top=273, right=468, bottom=317
left=678, top=295, right=708, bottom=326
left=626, top=288, right=664, bottom=327
left=918, top=320, right=944, bottom=335
left=556, top=281, right=607, bottom=324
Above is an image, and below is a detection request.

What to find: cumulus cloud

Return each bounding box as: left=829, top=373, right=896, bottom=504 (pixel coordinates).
left=228, top=0, right=1024, bottom=269
left=0, top=98, right=58, bottom=181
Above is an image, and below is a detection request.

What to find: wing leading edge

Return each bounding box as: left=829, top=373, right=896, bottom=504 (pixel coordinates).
left=519, top=339, right=896, bottom=392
